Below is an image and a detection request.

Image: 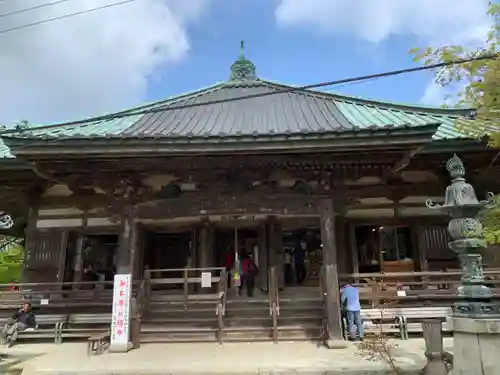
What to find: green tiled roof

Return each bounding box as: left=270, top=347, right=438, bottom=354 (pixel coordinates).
left=6, top=80, right=473, bottom=139
left=1, top=79, right=475, bottom=158
left=0, top=139, right=13, bottom=159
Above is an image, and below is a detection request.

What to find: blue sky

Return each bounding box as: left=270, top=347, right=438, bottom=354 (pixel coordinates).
left=151, top=1, right=431, bottom=106
left=0, top=0, right=492, bottom=124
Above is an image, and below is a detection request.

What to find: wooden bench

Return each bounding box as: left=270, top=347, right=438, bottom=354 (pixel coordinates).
left=0, top=314, right=67, bottom=344
left=397, top=307, right=452, bottom=339
left=362, top=308, right=405, bottom=337
left=343, top=308, right=405, bottom=339
left=60, top=313, right=111, bottom=343
left=87, top=331, right=110, bottom=356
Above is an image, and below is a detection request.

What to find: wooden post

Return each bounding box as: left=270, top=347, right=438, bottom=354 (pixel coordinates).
left=416, top=225, right=429, bottom=290
left=56, top=231, right=69, bottom=284
left=336, top=217, right=347, bottom=274
left=196, top=220, right=214, bottom=270
left=267, top=216, right=284, bottom=288
left=320, top=199, right=343, bottom=340
left=348, top=222, right=359, bottom=277
left=72, top=233, right=85, bottom=287
left=196, top=220, right=214, bottom=292
left=257, top=220, right=268, bottom=291
left=133, top=224, right=145, bottom=281
left=117, top=207, right=137, bottom=275
left=275, top=222, right=284, bottom=289
left=130, top=297, right=140, bottom=349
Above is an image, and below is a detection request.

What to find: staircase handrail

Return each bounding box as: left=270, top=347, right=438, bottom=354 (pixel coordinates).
left=215, top=268, right=227, bottom=344
left=319, top=264, right=330, bottom=340
left=268, top=266, right=279, bottom=342
left=217, top=268, right=227, bottom=316
left=132, top=273, right=150, bottom=349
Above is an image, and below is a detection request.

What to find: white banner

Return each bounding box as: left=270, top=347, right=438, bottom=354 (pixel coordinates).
left=110, top=274, right=132, bottom=346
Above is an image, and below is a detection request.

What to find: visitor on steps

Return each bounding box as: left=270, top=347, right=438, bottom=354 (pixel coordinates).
left=2, top=302, right=36, bottom=347
left=240, top=254, right=259, bottom=297
left=341, top=284, right=364, bottom=341
left=293, top=241, right=307, bottom=285
left=225, top=248, right=234, bottom=287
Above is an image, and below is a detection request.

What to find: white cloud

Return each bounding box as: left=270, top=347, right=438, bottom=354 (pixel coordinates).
left=275, top=0, right=492, bottom=105
left=0, top=0, right=209, bottom=125
left=275, top=0, right=491, bottom=45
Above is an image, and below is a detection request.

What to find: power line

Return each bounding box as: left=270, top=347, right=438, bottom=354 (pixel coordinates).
left=0, top=0, right=136, bottom=35
left=0, top=0, right=75, bottom=19
left=1, top=53, right=497, bottom=137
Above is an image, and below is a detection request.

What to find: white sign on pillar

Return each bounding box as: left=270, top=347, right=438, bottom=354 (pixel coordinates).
left=110, top=274, right=132, bottom=347
left=201, top=272, right=212, bottom=288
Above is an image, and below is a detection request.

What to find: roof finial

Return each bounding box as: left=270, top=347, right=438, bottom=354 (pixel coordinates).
left=229, top=40, right=257, bottom=81
left=240, top=40, right=245, bottom=58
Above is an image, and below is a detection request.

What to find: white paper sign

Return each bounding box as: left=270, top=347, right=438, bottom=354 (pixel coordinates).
left=40, top=299, right=49, bottom=305
left=201, top=272, right=212, bottom=288
left=110, top=274, right=132, bottom=346
left=397, top=290, right=407, bottom=297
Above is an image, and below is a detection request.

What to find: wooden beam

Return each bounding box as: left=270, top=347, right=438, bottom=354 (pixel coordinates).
left=37, top=182, right=448, bottom=212
left=383, top=146, right=423, bottom=182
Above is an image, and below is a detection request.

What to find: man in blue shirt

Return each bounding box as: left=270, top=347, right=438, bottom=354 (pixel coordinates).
left=341, top=284, right=363, bottom=341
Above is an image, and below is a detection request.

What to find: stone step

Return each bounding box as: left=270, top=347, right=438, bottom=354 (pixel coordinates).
left=140, top=325, right=322, bottom=343
left=142, top=315, right=321, bottom=328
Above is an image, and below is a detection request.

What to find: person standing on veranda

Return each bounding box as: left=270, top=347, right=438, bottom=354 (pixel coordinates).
left=341, top=284, right=364, bottom=341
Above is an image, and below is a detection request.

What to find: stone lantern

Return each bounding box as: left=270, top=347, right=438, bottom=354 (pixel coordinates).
left=426, top=154, right=500, bottom=375
left=426, top=154, right=497, bottom=317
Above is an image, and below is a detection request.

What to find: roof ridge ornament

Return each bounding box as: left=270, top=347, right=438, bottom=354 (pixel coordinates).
left=229, top=40, right=257, bottom=81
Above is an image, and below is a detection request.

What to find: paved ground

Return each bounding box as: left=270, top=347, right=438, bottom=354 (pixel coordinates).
left=4, top=338, right=454, bottom=375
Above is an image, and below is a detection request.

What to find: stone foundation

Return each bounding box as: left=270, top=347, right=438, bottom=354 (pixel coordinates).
left=449, top=317, right=500, bottom=375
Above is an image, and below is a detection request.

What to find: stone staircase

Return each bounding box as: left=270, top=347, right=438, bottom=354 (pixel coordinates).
left=140, top=286, right=324, bottom=343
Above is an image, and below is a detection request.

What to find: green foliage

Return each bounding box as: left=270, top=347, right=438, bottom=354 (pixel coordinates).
left=481, top=203, right=500, bottom=244
left=411, top=2, right=500, bottom=254
left=409, top=1, right=500, bottom=146
left=0, top=239, right=24, bottom=284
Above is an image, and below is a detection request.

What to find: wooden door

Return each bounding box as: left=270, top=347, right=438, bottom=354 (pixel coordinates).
left=23, top=229, right=68, bottom=284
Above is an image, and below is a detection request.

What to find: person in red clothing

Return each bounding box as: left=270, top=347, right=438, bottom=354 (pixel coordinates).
left=225, top=249, right=234, bottom=287
left=239, top=254, right=259, bottom=297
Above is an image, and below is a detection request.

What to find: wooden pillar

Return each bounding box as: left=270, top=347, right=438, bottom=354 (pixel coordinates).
left=336, top=217, right=347, bottom=274
left=196, top=220, right=214, bottom=269
left=133, top=224, right=145, bottom=280
left=257, top=220, right=268, bottom=291
left=416, top=225, right=429, bottom=272
left=320, top=199, right=343, bottom=340
left=268, top=216, right=284, bottom=289
left=116, top=207, right=137, bottom=274
left=348, top=222, right=359, bottom=275
left=72, top=233, right=85, bottom=284
left=56, top=231, right=69, bottom=283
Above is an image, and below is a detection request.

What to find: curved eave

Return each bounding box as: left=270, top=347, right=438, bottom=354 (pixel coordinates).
left=0, top=158, right=35, bottom=171
left=421, top=138, right=489, bottom=153
left=4, top=124, right=440, bottom=157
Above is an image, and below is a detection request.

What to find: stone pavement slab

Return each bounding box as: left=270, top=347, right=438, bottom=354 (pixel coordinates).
left=6, top=338, right=454, bottom=375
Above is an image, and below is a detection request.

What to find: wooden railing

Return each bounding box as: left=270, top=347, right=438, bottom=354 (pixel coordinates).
left=268, top=266, right=279, bottom=343
left=148, top=267, right=225, bottom=310
left=0, top=280, right=140, bottom=309
left=339, top=270, right=500, bottom=308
